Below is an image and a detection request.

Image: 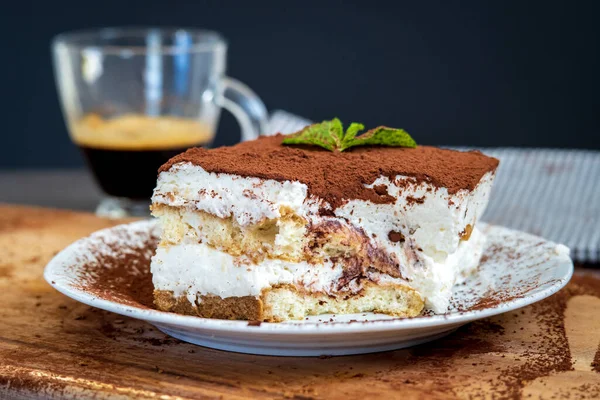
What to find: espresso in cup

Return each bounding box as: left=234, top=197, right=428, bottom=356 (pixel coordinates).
left=53, top=28, right=267, bottom=217
left=72, top=113, right=213, bottom=199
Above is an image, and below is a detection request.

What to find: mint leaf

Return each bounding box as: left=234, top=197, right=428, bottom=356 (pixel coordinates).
left=343, top=123, right=365, bottom=143
left=282, top=119, right=417, bottom=151
left=282, top=118, right=344, bottom=151
left=342, top=126, right=416, bottom=151
left=329, top=118, right=345, bottom=147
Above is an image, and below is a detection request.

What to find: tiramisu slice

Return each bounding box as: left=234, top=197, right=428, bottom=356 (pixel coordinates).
left=150, top=120, right=499, bottom=321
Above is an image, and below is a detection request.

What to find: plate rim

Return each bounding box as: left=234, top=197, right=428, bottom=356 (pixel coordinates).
left=44, top=220, right=574, bottom=335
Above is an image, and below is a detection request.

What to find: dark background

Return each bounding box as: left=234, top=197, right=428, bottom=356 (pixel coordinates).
left=2, top=0, right=599, bottom=168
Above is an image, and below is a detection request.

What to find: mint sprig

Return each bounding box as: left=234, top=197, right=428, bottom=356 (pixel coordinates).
left=282, top=118, right=416, bottom=152
left=280, top=118, right=344, bottom=151
left=340, top=126, right=417, bottom=151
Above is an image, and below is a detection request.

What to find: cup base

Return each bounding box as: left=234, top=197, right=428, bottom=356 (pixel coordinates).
left=96, top=197, right=151, bottom=219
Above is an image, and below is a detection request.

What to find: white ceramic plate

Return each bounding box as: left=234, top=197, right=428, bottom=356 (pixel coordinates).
left=44, top=220, right=573, bottom=356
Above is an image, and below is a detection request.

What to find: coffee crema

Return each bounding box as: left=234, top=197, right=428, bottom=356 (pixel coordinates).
left=71, top=113, right=214, bottom=150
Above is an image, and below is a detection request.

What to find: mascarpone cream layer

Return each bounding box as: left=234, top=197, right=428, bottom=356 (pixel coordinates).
left=150, top=227, right=486, bottom=313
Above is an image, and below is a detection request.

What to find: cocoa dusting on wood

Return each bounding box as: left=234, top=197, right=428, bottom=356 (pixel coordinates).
left=593, top=345, right=600, bottom=373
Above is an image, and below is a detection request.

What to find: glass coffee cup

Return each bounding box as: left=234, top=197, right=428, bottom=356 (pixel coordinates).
left=52, top=28, right=267, bottom=217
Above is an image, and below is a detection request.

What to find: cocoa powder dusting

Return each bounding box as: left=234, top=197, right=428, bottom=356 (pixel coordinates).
left=405, top=195, right=425, bottom=206
left=75, top=237, right=157, bottom=309
left=593, top=345, right=600, bottom=373
left=159, top=134, right=499, bottom=211
left=592, top=345, right=600, bottom=372
left=569, top=272, right=600, bottom=373
left=492, top=292, right=572, bottom=398
left=387, top=231, right=405, bottom=243
left=372, top=184, right=388, bottom=196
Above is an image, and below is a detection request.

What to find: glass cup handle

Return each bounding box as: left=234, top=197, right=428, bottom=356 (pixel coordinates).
left=219, top=77, right=269, bottom=141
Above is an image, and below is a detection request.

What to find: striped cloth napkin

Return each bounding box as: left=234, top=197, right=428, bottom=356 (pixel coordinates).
left=267, top=110, right=600, bottom=263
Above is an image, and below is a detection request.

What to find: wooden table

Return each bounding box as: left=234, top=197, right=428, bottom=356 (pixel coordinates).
left=1, top=205, right=599, bottom=399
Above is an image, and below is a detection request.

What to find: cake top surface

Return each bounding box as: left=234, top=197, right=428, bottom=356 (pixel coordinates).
left=159, top=134, right=499, bottom=208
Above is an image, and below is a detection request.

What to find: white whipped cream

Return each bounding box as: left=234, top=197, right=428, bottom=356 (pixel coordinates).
left=335, top=172, right=495, bottom=263
left=405, top=226, right=486, bottom=312
left=152, top=243, right=345, bottom=306
left=153, top=162, right=317, bottom=226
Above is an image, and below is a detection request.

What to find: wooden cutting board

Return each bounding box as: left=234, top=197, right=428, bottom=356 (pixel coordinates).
left=0, top=204, right=599, bottom=399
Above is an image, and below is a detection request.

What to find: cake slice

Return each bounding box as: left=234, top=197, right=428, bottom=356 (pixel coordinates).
left=150, top=124, right=498, bottom=321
